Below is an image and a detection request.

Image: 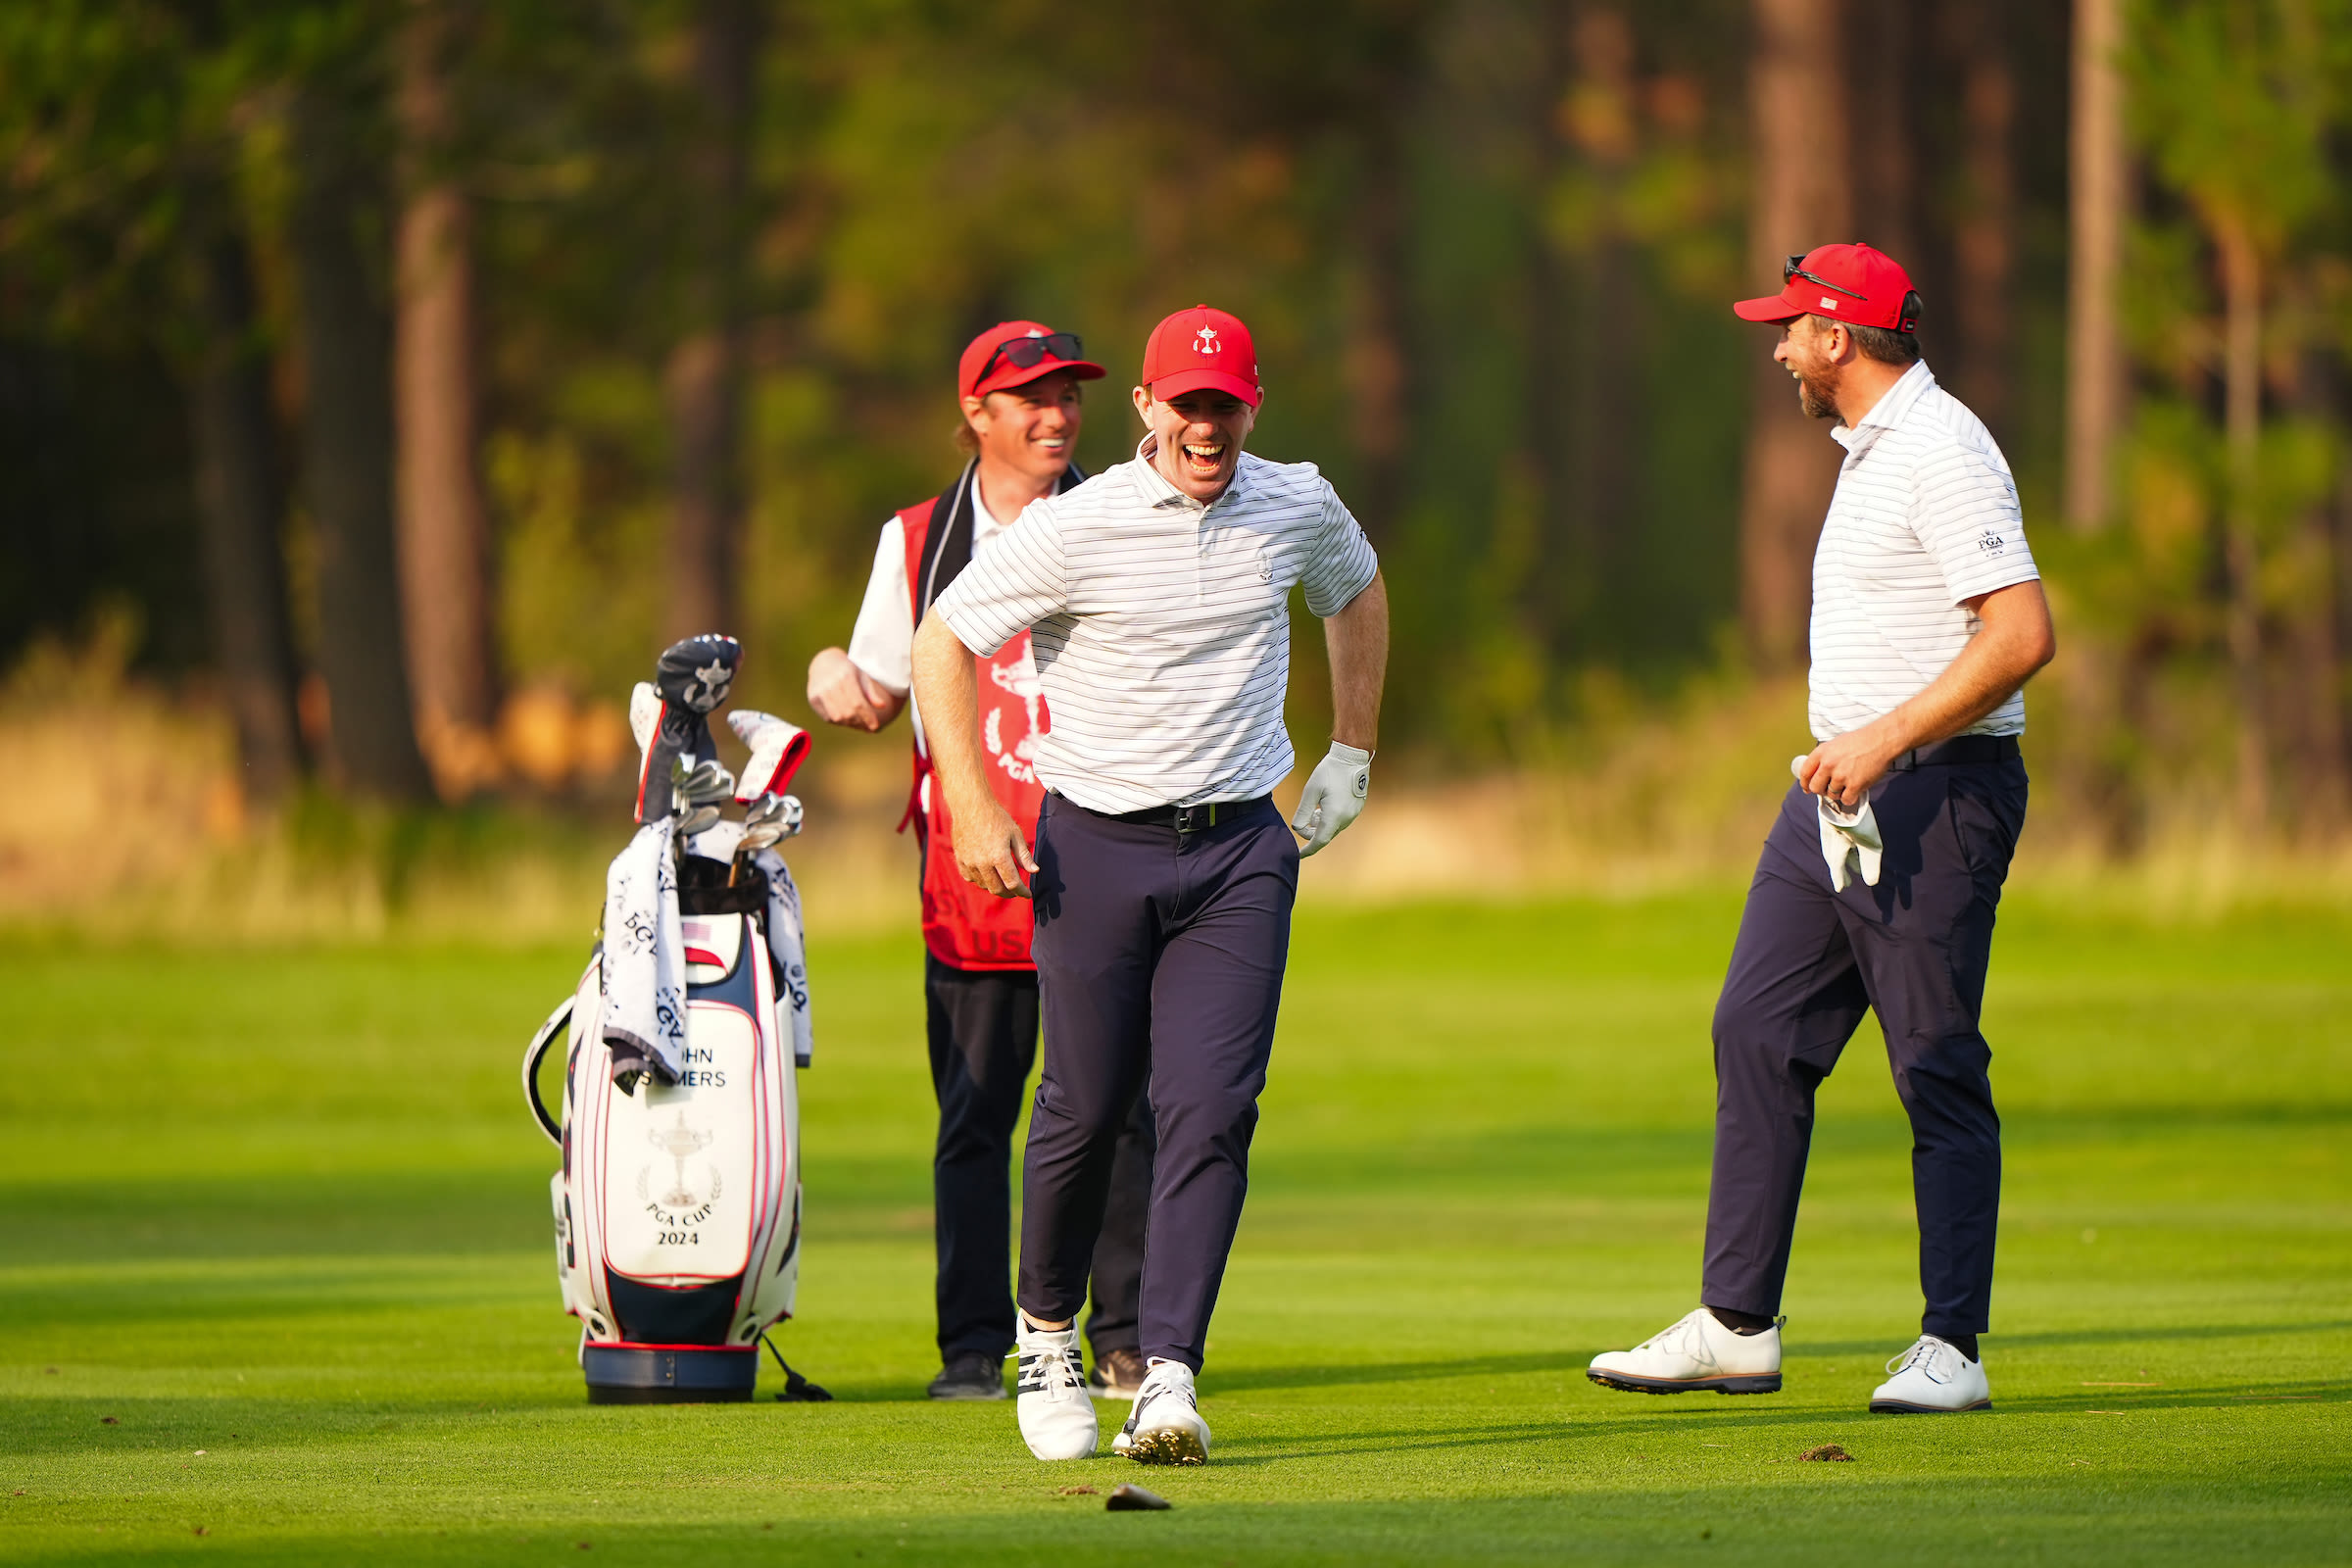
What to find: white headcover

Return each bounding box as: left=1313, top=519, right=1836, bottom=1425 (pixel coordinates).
left=729, top=710, right=812, bottom=804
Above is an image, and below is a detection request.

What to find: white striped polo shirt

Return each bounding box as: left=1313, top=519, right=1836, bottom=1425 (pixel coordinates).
left=1810, top=359, right=2041, bottom=740
left=934, top=436, right=1380, bottom=814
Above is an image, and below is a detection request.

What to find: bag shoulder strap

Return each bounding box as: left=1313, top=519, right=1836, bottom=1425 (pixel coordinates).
left=915, top=457, right=1089, bottom=618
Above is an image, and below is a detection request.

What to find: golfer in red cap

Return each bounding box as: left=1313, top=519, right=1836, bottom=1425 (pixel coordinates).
left=1589, top=243, right=2056, bottom=1414
left=909, top=304, right=1390, bottom=1465
left=806, top=322, right=1159, bottom=1405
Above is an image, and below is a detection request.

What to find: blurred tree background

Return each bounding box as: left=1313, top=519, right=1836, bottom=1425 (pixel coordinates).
left=2, top=0, right=2348, bottom=855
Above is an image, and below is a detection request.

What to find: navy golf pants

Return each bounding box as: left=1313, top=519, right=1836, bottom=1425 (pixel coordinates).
left=922, top=956, right=1152, bottom=1362
left=1019, top=793, right=1298, bottom=1372
left=1704, top=757, right=2027, bottom=1342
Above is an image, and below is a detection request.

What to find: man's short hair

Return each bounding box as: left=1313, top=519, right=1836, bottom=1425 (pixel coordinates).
left=954, top=418, right=980, bottom=456
left=1807, top=312, right=1919, bottom=367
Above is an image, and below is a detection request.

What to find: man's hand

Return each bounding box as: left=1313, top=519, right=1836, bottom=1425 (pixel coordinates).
left=1795, top=579, right=2056, bottom=809
left=908, top=610, right=1034, bottom=897
left=807, top=647, right=905, bottom=732
left=1794, top=725, right=1903, bottom=810
left=1292, top=742, right=1371, bottom=856
left=951, top=793, right=1038, bottom=899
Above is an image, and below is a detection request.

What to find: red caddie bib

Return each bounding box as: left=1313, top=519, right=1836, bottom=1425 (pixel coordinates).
left=897, top=485, right=1048, bottom=971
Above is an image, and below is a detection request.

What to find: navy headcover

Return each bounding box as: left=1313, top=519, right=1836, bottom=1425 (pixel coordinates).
left=635, top=634, right=740, bottom=823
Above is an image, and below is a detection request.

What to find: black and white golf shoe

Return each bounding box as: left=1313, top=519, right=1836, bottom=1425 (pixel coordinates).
left=1014, top=1317, right=1098, bottom=1460
left=1119, top=1360, right=1209, bottom=1466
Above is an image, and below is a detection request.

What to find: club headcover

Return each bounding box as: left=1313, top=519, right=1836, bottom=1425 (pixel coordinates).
left=634, top=634, right=740, bottom=823
left=660, top=634, right=740, bottom=713
left=728, top=710, right=811, bottom=802
left=629, top=682, right=661, bottom=753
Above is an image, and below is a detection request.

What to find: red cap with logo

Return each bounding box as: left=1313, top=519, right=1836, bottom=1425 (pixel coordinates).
left=1733, top=242, right=1922, bottom=332
left=957, top=319, right=1105, bottom=401
left=1140, top=304, right=1261, bottom=408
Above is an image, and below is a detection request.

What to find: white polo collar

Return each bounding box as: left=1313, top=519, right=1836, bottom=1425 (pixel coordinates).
left=1831, top=359, right=1937, bottom=456
left=966, top=466, right=1011, bottom=542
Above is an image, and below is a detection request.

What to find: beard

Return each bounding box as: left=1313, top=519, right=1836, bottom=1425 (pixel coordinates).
left=1796, top=362, right=1840, bottom=419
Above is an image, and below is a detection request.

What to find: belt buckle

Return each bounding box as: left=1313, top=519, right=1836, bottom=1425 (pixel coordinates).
left=1172, top=803, right=1209, bottom=834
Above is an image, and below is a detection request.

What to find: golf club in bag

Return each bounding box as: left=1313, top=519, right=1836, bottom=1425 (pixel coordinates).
left=521, top=634, right=827, bottom=1403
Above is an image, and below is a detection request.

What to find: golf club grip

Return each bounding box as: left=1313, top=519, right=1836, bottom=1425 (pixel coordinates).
left=521, top=996, right=571, bottom=1148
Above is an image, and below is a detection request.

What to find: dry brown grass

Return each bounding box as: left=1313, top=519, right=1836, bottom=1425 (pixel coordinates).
left=5, top=639, right=2347, bottom=945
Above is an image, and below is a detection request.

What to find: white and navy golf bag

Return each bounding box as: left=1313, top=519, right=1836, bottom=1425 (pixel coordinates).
left=522, top=633, right=825, bottom=1404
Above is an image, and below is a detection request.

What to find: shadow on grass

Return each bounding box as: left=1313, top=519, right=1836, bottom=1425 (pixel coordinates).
left=1209, top=1320, right=2352, bottom=1396
left=1790, top=1318, right=2352, bottom=1360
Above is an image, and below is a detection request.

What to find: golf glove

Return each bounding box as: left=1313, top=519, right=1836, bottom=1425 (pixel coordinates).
left=1292, top=742, right=1372, bottom=858
left=1792, top=755, right=1883, bottom=892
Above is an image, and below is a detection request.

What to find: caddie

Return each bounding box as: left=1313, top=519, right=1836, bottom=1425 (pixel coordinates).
left=806, top=321, right=1156, bottom=1403
left=909, top=304, right=1390, bottom=1464
left=1588, top=243, right=2056, bottom=1413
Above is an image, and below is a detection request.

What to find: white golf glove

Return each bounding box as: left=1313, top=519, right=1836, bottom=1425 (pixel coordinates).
left=1292, top=742, right=1373, bottom=858
left=1792, top=755, right=1883, bottom=892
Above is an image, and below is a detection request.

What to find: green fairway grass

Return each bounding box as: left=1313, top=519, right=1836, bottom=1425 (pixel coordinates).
left=3, top=891, right=2347, bottom=1564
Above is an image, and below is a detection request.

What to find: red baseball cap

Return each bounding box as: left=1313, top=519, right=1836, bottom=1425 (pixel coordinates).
left=1140, top=305, right=1261, bottom=408
left=1733, top=243, right=1922, bottom=332
left=957, top=320, right=1105, bottom=401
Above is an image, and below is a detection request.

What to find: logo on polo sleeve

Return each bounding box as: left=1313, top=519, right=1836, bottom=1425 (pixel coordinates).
left=1977, top=529, right=2006, bottom=557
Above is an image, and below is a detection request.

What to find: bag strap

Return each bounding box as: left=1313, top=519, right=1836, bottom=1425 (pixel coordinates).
left=521, top=992, right=573, bottom=1147
left=916, top=456, right=1089, bottom=616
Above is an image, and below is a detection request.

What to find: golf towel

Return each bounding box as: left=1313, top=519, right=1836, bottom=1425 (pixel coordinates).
left=754, top=848, right=815, bottom=1067
left=601, top=819, right=687, bottom=1085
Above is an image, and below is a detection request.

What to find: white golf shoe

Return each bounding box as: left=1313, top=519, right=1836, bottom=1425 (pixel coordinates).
left=1587, top=1307, right=1784, bottom=1396
left=1869, top=1336, right=1991, bottom=1413
left=1014, top=1317, right=1099, bottom=1460
left=1118, top=1359, right=1210, bottom=1466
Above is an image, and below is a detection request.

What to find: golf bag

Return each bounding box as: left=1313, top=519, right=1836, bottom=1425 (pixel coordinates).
left=521, top=633, right=822, bottom=1404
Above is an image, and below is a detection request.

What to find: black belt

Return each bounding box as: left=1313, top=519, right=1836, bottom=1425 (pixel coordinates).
left=1887, top=734, right=2021, bottom=771
left=1078, top=795, right=1270, bottom=833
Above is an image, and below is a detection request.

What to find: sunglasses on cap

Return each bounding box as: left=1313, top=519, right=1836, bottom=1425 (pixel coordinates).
left=1782, top=254, right=1925, bottom=332
left=975, top=331, right=1085, bottom=384
left=1784, top=254, right=1869, bottom=301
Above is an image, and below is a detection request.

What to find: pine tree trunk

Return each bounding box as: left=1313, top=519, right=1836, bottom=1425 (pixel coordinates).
left=663, top=0, right=759, bottom=645
left=2065, top=0, right=2127, bottom=532
left=188, top=225, right=306, bottom=803
left=2212, top=210, right=2269, bottom=826
left=396, top=0, right=501, bottom=799
left=1553, top=4, right=1638, bottom=661
left=290, top=90, right=435, bottom=804
left=1345, top=117, right=1409, bottom=549
left=1844, top=0, right=1919, bottom=273
left=2338, top=443, right=2352, bottom=801
left=1944, top=0, right=2016, bottom=442
left=1739, top=0, right=1850, bottom=670
left=2295, top=505, right=2346, bottom=834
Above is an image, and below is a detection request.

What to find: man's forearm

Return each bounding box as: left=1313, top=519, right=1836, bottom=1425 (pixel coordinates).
left=909, top=612, right=988, bottom=811
left=1800, top=580, right=2054, bottom=805
left=1325, top=573, right=1389, bottom=751
left=1868, top=582, right=2056, bottom=755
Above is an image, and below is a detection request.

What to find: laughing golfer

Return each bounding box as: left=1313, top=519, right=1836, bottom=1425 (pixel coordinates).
left=806, top=322, right=1155, bottom=1403
left=1588, top=244, right=2055, bottom=1413
left=910, top=304, right=1390, bottom=1464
